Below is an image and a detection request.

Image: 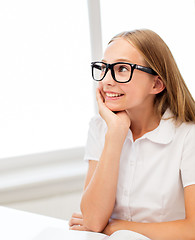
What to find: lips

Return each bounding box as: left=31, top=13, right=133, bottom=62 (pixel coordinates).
left=105, top=92, right=123, bottom=97
left=104, top=91, right=124, bottom=100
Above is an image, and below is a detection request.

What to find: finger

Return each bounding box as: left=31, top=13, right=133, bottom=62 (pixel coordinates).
left=69, top=217, right=84, bottom=227
left=71, top=212, right=83, bottom=219
left=96, top=88, right=109, bottom=115
left=96, top=88, right=104, bottom=105
left=69, top=225, right=88, bottom=231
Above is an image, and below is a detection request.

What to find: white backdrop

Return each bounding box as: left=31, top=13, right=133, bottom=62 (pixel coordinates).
left=0, top=0, right=94, bottom=158
left=100, top=0, right=195, bottom=98
left=0, top=0, right=194, bottom=158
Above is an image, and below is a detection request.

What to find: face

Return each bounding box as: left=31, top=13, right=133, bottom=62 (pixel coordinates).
left=98, top=38, right=158, bottom=113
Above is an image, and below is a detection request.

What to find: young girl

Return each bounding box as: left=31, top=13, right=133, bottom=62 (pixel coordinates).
left=69, top=29, right=195, bottom=240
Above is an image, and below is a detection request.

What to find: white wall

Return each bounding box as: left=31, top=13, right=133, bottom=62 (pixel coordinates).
left=0, top=148, right=87, bottom=220
left=5, top=189, right=83, bottom=220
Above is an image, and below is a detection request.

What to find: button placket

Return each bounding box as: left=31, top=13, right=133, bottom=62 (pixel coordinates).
left=128, top=140, right=139, bottom=220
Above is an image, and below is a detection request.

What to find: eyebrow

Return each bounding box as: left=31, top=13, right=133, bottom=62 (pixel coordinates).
left=101, top=58, right=134, bottom=63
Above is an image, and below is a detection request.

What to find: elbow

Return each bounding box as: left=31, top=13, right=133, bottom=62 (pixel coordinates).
left=81, top=210, right=107, bottom=233
left=83, top=215, right=106, bottom=233
left=80, top=200, right=109, bottom=233
left=85, top=221, right=104, bottom=233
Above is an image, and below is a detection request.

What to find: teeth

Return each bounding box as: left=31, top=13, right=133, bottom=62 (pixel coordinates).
left=106, top=93, right=123, bottom=97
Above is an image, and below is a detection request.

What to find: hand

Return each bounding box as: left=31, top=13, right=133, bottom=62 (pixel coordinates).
left=69, top=212, right=90, bottom=231
left=96, top=88, right=131, bottom=134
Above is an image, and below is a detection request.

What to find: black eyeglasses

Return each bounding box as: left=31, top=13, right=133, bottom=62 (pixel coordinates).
left=91, top=61, right=157, bottom=83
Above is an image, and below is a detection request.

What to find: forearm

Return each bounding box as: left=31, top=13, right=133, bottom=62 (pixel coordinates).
left=80, top=130, right=125, bottom=232
left=104, top=219, right=195, bottom=240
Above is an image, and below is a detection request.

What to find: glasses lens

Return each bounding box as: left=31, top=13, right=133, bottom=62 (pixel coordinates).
left=92, top=62, right=107, bottom=81
left=114, top=63, right=131, bottom=82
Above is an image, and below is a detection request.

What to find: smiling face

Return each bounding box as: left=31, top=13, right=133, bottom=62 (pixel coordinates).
left=98, top=37, right=159, bottom=114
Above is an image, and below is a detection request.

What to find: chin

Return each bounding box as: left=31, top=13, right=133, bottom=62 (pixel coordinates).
left=105, top=102, right=124, bottom=112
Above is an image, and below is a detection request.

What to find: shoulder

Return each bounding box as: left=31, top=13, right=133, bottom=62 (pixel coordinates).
left=175, top=121, right=195, bottom=139
left=162, top=109, right=195, bottom=141
left=86, top=115, right=108, bottom=142
left=89, top=114, right=107, bottom=132
left=84, top=115, right=107, bottom=161
left=179, top=122, right=195, bottom=187
left=177, top=122, right=195, bottom=147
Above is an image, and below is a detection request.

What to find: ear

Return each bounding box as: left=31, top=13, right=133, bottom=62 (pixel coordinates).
left=151, top=76, right=165, bottom=94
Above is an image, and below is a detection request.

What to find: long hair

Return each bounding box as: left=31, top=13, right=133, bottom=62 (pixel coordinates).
left=109, top=29, right=195, bottom=123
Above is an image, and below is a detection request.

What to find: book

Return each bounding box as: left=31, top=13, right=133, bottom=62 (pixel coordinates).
left=33, top=227, right=151, bottom=240
left=102, top=230, right=151, bottom=240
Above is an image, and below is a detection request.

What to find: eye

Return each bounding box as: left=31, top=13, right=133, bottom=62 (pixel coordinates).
left=101, top=65, right=106, bottom=72
left=119, top=66, right=128, bottom=72
left=117, top=64, right=130, bottom=73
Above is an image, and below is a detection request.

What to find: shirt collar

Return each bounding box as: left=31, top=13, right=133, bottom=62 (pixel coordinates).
left=127, top=109, right=176, bottom=144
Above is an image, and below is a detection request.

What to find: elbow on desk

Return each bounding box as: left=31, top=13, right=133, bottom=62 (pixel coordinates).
left=82, top=214, right=107, bottom=233
left=80, top=203, right=108, bottom=233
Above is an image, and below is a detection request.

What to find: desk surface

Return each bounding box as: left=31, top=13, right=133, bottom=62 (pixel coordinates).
left=0, top=206, right=107, bottom=240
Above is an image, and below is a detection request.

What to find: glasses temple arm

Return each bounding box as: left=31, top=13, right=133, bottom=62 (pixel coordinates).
left=135, top=65, right=157, bottom=75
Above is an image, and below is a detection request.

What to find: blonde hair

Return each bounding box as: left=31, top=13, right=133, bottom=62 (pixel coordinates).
left=109, top=29, right=195, bottom=123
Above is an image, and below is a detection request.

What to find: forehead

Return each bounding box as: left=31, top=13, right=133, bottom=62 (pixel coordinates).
left=103, top=38, right=145, bottom=65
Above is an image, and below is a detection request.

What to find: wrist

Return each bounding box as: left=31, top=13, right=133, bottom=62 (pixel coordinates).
left=106, top=126, right=128, bottom=144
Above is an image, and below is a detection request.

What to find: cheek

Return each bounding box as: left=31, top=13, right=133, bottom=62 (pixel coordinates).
left=125, top=88, right=147, bottom=101
left=120, top=85, right=133, bottom=98
left=125, top=77, right=153, bottom=98
left=98, top=82, right=103, bottom=90
left=122, top=84, right=150, bottom=106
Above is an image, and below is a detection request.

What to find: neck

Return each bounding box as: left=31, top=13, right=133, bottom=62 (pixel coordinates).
left=127, top=107, right=160, bottom=141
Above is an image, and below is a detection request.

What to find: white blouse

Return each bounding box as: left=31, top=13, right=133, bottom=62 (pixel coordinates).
left=84, top=109, right=195, bottom=223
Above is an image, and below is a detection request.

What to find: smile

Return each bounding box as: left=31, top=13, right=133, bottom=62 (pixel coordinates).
left=105, top=93, right=124, bottom=97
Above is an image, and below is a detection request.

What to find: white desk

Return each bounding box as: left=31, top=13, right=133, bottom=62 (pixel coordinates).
left=0, top=206, right=107, bottom=240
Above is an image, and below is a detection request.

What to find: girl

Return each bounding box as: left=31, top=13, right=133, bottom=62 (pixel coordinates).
left=69, top=29, right=195, bottom=240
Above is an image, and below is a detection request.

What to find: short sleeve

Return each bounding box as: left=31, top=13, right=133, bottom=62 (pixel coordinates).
left=180, top=124, right=195, bottom=188
left=84, top=115, right=107, bottom=162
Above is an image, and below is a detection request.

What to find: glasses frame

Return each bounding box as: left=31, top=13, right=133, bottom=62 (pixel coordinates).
left=91, top=61, right=157, bottom=83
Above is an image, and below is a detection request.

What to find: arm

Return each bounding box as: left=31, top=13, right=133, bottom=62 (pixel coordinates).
left=73, top=88, right=130, bottom=232
left=80, top=130, right=125, bottom=232
left=103, top=184, right=195, bottom=240
left=80, top=88, right=130, bottom=232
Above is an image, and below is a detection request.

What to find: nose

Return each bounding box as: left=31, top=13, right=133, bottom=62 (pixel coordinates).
left=102, top=69, right=116, bottom=86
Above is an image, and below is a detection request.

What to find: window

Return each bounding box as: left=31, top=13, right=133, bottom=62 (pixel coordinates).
left=0, top=0, right=94, bottom=158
